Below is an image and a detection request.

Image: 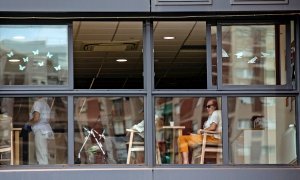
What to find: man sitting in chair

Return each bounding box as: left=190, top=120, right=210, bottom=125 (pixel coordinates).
left=178, top=99, right=221, bottom=164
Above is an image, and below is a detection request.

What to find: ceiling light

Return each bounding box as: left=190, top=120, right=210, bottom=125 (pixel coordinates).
left=13, top=36, right=25, bottom=40
left=116, top=59, right=127, bottom=62
left=163, top=36, right=175, bottom=40
left=9, top=59, right=20, bottom=62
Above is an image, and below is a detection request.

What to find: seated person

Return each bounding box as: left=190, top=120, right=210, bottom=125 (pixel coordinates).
left=131, top=120, right=144, bottom=140
left=178, top=99, right=221, bottom=164
left=127, top=119, right=145, bottom=164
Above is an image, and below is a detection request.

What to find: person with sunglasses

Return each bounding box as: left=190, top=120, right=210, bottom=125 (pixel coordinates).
left=178, top=99, right=221, bottom=164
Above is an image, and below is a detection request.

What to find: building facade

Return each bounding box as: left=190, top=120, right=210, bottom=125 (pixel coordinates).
left=0, top=0, right=300, bottom=180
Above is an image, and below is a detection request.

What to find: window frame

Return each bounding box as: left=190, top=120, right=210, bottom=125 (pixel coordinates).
left=0, top=17, right=299, bottom=168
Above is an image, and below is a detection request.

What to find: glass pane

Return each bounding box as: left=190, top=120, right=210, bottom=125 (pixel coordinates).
left=222, top=24, right=287, bottom=86
left=155, top=97, right=222, bottom=164
left=211, top=26, right=217, bottom=86
left=73, top=21, right=143, bottom=89
left=229, top=96, right=297, bottom=164
left=154, top=21, right=207, bottom=89
left=290, top=21, right=296, bottom=88
left=0, top=97, right=68, bottom=165
left=0, top=25, right=69, bottom=86
left=74, top=97, right=144, bottom=164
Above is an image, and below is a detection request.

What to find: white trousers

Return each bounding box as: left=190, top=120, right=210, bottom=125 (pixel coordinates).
left=34, top=130, right=49, bottom=165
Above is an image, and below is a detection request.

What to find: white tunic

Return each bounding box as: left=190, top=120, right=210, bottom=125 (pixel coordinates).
left=203, top=110, right=222, bottom=139
left=30, top=98, right=53, bottom=137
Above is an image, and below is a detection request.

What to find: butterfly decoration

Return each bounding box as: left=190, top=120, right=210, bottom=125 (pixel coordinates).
left=19, top=64, right=26, bottom=71
left=38, top=61, right=44, bottom=66
left=235, top=52, right=243, bottom=59
left=23, top=57, right=29, bottom=62
left=54, top=65, right=61, bottom=71
left=248, top=56, right=258, bottom=64
left=46, top=52, right=53, bottom=59
left=7, top=51, right=14, bottom=57
left=32, top=49, right=39, bottom=55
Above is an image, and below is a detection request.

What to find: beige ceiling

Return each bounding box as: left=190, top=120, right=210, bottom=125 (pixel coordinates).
left=73, top=21, right=207, bottom=89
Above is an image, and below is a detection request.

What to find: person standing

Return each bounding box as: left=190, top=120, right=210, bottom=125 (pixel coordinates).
left=28, top=97, right=54, bottom=165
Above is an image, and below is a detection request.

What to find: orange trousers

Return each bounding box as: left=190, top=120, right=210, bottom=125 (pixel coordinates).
left=178, top=134, right=220, bottom=152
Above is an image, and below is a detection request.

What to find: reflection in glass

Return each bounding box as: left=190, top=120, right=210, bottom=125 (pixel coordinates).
left=0, top=97, right=68, bottom=165
left=229, top=96, right=297, bottom=164
left=73, top=21, right=143, bottom=89
left=222, top=25, right=287, bottom=86
left=154, top=21, right=207, bottom=89
left=0, top=25, right=69, bottom=86
left=74, top=97, right=144, bottom=164
left=155, top=97, right=222, bottom=164
left=290, top=21, right=296, bottom=88
left=211, top=26, right=217, bottom=86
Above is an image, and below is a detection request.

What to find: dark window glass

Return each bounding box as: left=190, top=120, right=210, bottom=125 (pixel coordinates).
left=154, top=21, right=207, bottom=89
left=73, top=21, right=143, bottom=89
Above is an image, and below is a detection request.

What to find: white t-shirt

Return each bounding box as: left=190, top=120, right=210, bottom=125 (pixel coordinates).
left=30, top=98, right=53, bottom=135
left=203, top=110, right=222, bottom=139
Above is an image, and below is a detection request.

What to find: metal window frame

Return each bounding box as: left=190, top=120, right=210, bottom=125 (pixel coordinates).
left=230, top=0, right=289, bottom=5
left=155, top=0, right=212, bottom=6
left=0, top=18, right=299, bottom=169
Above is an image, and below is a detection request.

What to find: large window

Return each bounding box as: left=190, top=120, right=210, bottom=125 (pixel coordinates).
left=221, top=24, right=291, bottom=87
left=155, top=97, right=222, bottom=164
left=74, top=96, right=144, bottom=164
left=229, top=96, right=296, bottom=164
left=154, top=21, right=207, bottom=89
left=0, top=19, right=298, bottom=168
left=0, top=97, right=68, bottom=165
left=73, top=21, right=143, bottom=89
left=0, top=25, right=69, bottom=86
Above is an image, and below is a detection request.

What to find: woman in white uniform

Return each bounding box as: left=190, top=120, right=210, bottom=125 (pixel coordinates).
left=29, top=97, right=54, bottom=165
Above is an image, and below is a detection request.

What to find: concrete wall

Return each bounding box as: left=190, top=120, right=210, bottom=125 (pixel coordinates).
left=0, top=0, right=150, bottom=12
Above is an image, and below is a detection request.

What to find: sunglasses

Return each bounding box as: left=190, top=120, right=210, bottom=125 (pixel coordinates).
left=206, top=104, right=214, bottom=109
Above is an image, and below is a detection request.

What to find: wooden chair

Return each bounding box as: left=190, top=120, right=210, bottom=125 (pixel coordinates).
left=126, top=128, right=162, bottom=164
left=0, top=114, right=13, bottom=165
left=126, top=129, right=144, bottom=164
left=192, top=129, right=222, bottom=164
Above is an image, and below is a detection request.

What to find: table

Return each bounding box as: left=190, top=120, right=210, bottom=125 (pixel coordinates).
left=12, top=128, right=22, bottom=165
left=163, top=126, right=185, bottom=164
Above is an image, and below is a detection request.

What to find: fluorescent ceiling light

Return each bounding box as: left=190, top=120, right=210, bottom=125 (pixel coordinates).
left=116, top=59, right=127, bottom=62
left=163, top=36, right=175, bottom=40
left=9, top=59, right=20, bottom=62
left=13, top=36, right=25, bottom=40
